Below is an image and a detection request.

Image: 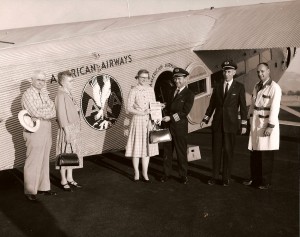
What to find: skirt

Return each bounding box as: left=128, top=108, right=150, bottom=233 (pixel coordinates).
left=125, top=114, right=159, bottom=158
left=56, top=121, right=83, bottom=169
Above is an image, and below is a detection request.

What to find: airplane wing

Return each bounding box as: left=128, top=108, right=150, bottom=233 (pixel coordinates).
left=0, top=1, right=299, bottom=53
left=194, top=1, right=300, bottom=50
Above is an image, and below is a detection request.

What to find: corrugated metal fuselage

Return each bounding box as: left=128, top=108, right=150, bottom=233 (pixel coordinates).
left=0, top=12, right=293, bottom=171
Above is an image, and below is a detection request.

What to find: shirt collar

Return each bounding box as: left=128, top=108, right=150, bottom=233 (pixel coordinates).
left=263, top=78, right=272, bottom=86
left=31, top=85, right=49, bottom=95
left=177, top=86, right=185, bottom=93
left=59, top=85, right=72, bottom=96
left=257, top=78, right=272, bottom=91
left=224, top=79, right=233, bottom=87
left=136, top=84, right=149, bottom=90
left=31, top=85, right=44, bottom=94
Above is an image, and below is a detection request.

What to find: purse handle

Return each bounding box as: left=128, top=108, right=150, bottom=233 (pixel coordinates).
left=152, top=122, right=162, bottom=131
left=60, top=142, right=74, bottom=154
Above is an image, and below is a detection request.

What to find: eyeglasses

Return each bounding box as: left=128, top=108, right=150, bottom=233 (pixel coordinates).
left=139, top=76, right=149, bottom=79
left=36, top=79, right=46, bottom=82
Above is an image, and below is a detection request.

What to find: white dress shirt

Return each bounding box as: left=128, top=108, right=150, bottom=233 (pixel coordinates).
left=224, top=79, right=233, bottom=93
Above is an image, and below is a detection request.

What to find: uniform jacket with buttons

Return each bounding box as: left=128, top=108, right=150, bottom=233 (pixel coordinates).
left=203, top=80, right=247, bottom=133
left=164, top=87, right=195, bottom=136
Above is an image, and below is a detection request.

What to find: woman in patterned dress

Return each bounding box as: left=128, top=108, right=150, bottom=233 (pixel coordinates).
left=55, top=70, right=83, bottom=191
left=125, top=69, right=159, bottom=182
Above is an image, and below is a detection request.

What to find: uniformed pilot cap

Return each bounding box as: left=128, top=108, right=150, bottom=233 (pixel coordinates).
left=173, top=67, right=189, bottom=77
left=221, top=61, right=237, bottom=70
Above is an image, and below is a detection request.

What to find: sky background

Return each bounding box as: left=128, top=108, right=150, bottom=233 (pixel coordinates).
left=0, top=0, right=293, bottom=29
left=278, top=49, right=300, bottom=92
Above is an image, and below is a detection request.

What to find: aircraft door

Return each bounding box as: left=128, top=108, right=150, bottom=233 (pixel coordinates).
left=154, top=70, right=175, bottom=117
left=186, top=63, right=211, bottom=125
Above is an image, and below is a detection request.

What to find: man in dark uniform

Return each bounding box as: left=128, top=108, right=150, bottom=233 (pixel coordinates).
left=200, top=61, right=247, bottom=186
left=161, top=67, right=195, bottom=184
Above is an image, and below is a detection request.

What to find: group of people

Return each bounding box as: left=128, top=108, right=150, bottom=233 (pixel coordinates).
left=20, top=60, right=281, bottom=201
left=125, top=62, right=281, bottom=190
left=22, top=70, right=83, bottom=201
left=125, top=68, right=195, bottom=184
left=200, top=61, right=281, bottom=189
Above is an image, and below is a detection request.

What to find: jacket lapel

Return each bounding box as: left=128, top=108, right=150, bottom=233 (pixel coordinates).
left=216, top=83, right=224, bottom=103
left=172, top=87, right=187, bottom=102
left=223, top=80, right=236, bottom=103
left=255, top=79, right=272, bottom=104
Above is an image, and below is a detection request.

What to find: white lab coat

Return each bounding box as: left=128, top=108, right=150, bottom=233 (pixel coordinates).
left=248, top=80, right=281, bottom=151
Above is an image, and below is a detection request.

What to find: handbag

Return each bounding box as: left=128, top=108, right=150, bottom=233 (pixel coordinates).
left=149, top=125, right=172, bottom=144
left=56, top=143, right=79, bottom=167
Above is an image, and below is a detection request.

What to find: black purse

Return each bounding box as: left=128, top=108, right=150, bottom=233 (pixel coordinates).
left=56, top=144, right=79, bottom=167
left=149, top=125, right=172, bottom=144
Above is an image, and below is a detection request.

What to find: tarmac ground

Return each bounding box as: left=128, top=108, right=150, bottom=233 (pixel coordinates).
left=0, top=127, right=299, bottom=237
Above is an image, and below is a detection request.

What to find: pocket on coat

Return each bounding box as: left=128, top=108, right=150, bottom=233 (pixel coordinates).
left=257, top=117, right=268, bottom=128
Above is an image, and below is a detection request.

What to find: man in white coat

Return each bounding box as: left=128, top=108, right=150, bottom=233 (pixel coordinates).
left=243, top=63, right=282, bottom=190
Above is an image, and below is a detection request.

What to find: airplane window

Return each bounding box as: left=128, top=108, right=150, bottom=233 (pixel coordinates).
left=261, top=49, right=272, bottom=62
left=188, top=79, right=207, bottom=95
left=246, top=54, right=259, bottom=72
left=186, top=63, right=209, bottom=95
left=189, top=67, right=207, bottom=81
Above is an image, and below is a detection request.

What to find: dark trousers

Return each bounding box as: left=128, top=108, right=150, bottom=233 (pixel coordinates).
left=250, top=150, right=275, bottom=186
left=163, top=135, right=188, bottom=177
left=212, top=131, right=236, bottom=181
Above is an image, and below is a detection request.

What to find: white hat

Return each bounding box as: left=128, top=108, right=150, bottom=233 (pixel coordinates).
left=18, top=110, right=40, bottom=132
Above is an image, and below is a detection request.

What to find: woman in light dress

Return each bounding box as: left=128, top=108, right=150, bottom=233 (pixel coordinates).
left=125, top=69, right=161, bottom=182
left=55, top=70, right=83, bottom=191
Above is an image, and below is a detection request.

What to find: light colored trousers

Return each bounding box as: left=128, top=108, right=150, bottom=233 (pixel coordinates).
left=23, top=121, right=52, bottom=194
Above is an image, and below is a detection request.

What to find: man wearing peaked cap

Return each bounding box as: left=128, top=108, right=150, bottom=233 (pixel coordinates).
left=201, top=60, right=247, bottom=187
left=161, top=67, right=195, bottom=184
left=221, top=61, right=237, bottom=70
left=173, top=67, right=189, bottom=77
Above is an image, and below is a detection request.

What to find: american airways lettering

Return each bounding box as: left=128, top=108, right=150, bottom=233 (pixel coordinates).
left=50, top=54, right=132, bottom=83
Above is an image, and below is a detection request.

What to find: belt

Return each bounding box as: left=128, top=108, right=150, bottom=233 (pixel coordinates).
left=39, top=118, right=51, bottom=121
left=254, top=106, right=270, bottom=111
left=258, top=115, right=269, bottom=118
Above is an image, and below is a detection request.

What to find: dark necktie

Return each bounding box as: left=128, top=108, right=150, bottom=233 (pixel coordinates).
left=174, top=89, right=180, bottom=98
left=38, top=92, right=43, bottom=103
left=224, top=83, right=229, bottom=98
left=257, top=81, right=263, bottom=92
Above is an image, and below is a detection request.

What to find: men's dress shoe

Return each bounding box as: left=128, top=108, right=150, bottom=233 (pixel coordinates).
left=258, top=184, right=271, bottom=190
left=160, top=176, right=169, bottom=183
left=25, top=194, right=37, bottom=201
left=208, top=179, right=216, bottom=185
left=38, top=190, right=57, bottom=196
left=68, top=181, right=82, bottom=188
left=243, top=180, right=253, bottom=186
left=181, top=176, right=188, bottom=184
left=223, top=180, right=230, bottom=187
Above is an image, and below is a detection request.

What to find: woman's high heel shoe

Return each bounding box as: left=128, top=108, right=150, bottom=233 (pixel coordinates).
left=62, top=183, right=72, bottom=192
left=68, top=181, right=82, bottom=188
left=141, top=177, right=152, bottom=183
